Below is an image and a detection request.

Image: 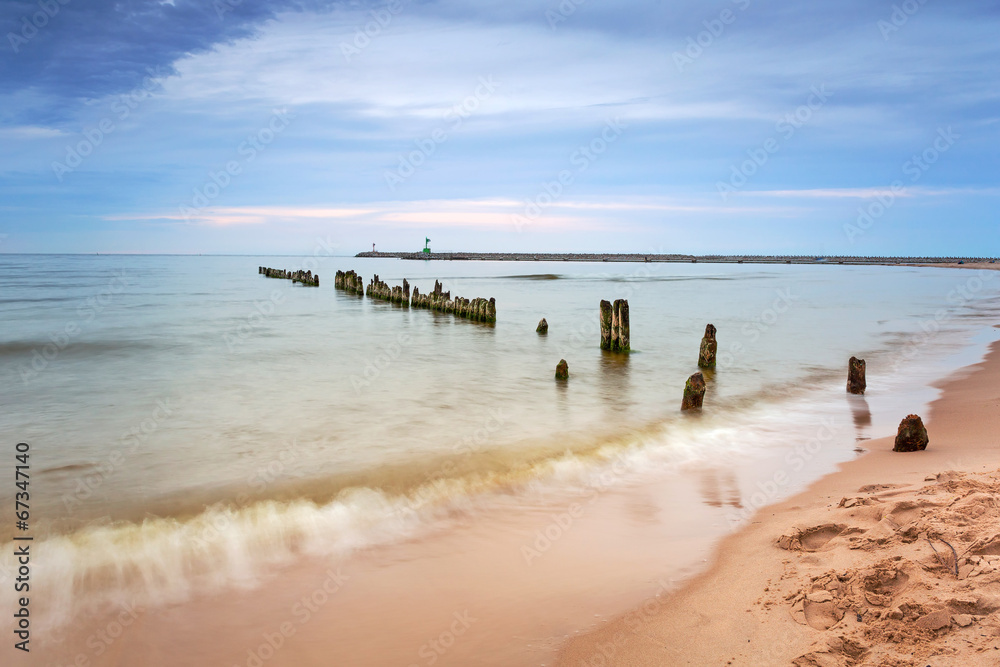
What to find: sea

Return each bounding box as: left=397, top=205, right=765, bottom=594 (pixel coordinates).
left=1, top=254, right=998, bottom=663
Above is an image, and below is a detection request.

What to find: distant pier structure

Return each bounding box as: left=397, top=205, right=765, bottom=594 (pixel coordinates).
left=353, top=252, right=995, bottom=265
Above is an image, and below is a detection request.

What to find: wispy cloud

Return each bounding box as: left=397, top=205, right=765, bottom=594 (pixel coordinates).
left=0, top=126, right=66, bottom=139
left=741, top=187, right=1000, bottom=199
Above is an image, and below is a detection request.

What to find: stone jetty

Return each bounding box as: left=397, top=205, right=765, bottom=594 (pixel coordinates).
left=355, top=252, right=996, bottom=266
left=259, top=266, right=319, bottom=286
left=847, top=356, right=866, bottom=394
left=600, top=299, right=630, bottom=351
left=334, top=269, right=364, bottom=295
left=682, top=372, right=706, bottom=411
left=698, top=324, right=717, bottom=368
left=893, top=415, right=929, bottom=452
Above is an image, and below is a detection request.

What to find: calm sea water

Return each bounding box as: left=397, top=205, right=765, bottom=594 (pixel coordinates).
left=1, top=254, right=998, bottom=631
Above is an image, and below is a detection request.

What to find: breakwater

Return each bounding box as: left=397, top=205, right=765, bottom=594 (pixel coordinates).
left=355, top=252, right=995, bottom=265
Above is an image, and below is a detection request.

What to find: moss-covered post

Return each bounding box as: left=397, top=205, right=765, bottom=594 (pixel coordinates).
left=613, top=299, right=630, bottom=352
left=698, top=324, right=717, bottom=368
left=600, top=300, right=613, bottom=350
left=555, top=359, right=569, bottom=380
left=681, top=372, right=706, bottom=411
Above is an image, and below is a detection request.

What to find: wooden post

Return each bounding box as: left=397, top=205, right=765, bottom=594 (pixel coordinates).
left=847, top=356, right=866, bottom=394
left=698, top=324, right=717, bottom=368
left=681, top=372, right=706, bottom=411
left=600, top=300, right=613, bottom=350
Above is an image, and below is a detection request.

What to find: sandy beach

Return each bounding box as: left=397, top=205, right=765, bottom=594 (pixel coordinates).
left=558, top=334, right=1000, bottom=666
left=6, top=259, right=998, bottom=667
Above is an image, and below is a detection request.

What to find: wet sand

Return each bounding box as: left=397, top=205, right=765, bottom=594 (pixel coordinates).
left=558, top=337, right=1000, bottom=666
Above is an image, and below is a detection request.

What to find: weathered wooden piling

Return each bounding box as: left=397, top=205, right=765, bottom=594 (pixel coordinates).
left=555, top=359, right=569, bottom=380
left=612, top=299, right=629, bottom=352
left=698, top=324, right=717, bottom=368
left=408, top=281, right=496, bottom=323
left=681, top=372, right=706, bottom=411
left=600, top=300, right=613, bottom=350
left=260, top=266, right=318, bottom=286
left=600, top=299, right=629, bottom=351
left=334, top=269, right=364, bottom=294
left=893, top=414, right=928, bottom=452
left=847, top=356, right=866, bottom=395
left=536, top=318, right=548, bottom=334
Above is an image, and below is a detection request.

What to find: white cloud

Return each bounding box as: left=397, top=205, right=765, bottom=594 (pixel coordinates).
left=0, top=126, right=67, bottom=139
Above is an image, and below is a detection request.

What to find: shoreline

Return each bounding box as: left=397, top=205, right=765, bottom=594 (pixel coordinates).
left=557, top=334, right=1000, bottom=666
left=355, top=252, right=998, bottom=267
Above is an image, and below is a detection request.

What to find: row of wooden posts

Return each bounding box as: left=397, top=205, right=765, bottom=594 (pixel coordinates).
left=572, top=312, right=929, bottom=452
left=551, top=302, right=928, bottom=450
left=334, top=269, right=364, bottom=295
left=333, top=270, right=498, bottom=324
left=292, top=268, right=928, bottom=450
left=259, top=266, right=319, bottom=286
left=551, top=301, right=720, bottom=410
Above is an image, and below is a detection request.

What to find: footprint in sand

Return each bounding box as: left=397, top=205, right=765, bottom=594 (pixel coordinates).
left=776, top=524, right=846, bottom=552
left=861, top=565, right=910, bottom=606
left=802, top=598, right=845, bottom=631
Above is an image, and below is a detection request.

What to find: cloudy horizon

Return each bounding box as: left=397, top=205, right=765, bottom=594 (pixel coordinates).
left=1, top=0, right=998, bottom=256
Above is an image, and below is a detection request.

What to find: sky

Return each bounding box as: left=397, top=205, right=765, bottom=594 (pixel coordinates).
left=0, top=0, right=997, bottom=256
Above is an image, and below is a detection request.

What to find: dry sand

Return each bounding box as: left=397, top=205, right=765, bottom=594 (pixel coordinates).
left=557, top=340, right=1000, bottom=666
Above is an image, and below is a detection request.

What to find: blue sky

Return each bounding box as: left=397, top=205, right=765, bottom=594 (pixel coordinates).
left=0, top=0, right=997, bottom=255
